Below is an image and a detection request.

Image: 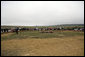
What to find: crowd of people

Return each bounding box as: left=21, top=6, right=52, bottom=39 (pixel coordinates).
left=1, top=27, right=84, bottom=34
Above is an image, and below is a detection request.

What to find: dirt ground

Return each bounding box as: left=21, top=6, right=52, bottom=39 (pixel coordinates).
left=1, top=36, right=84, bottom=56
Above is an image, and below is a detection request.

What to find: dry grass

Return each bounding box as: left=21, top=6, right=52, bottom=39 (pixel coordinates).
left=1, top=36, right=84, bottom=56
left=1, top=33, right=13, bottom=37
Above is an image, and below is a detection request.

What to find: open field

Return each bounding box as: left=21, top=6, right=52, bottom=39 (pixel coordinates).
left=1, top=31, right=84, bottom=56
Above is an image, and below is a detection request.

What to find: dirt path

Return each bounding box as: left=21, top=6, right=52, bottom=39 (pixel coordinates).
left=1, top=36, right=84, bottom=56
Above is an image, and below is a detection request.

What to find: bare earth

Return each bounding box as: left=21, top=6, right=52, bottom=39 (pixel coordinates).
left=1, top=36, right=84, bottom=56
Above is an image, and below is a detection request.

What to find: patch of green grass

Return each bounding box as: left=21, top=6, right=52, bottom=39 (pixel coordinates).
left=1, top=31, right=84, bottom=41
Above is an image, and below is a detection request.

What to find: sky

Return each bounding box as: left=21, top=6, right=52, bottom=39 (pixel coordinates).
left=1, top=1, right=84, bottom=26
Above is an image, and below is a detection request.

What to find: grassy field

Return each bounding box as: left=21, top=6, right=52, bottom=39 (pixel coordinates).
left=1, top=30, right=84, bottom=56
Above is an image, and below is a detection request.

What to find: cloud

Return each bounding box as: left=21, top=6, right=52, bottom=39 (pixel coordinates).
left=1, top=1, right=84, bottom=26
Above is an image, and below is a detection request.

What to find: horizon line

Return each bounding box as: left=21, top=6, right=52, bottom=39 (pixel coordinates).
left=1, top=24, right=84, bottom=26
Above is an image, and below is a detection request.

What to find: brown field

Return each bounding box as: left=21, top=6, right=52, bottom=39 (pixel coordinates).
left=1, top=35, right=84, bottom=56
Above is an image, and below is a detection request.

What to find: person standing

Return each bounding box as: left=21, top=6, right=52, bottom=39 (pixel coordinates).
left=15, top=27, right=19, bottom=34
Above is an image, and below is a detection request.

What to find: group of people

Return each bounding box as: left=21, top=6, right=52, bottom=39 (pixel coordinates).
left=1, top=27, right=84, bottom=34
left=1, top=27, right=19, bottom=34
left=1, top=28, right=9, bottom=33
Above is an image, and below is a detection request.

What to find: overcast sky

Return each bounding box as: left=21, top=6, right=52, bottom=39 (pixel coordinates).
left=1, top=1, right=84, bottom=26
